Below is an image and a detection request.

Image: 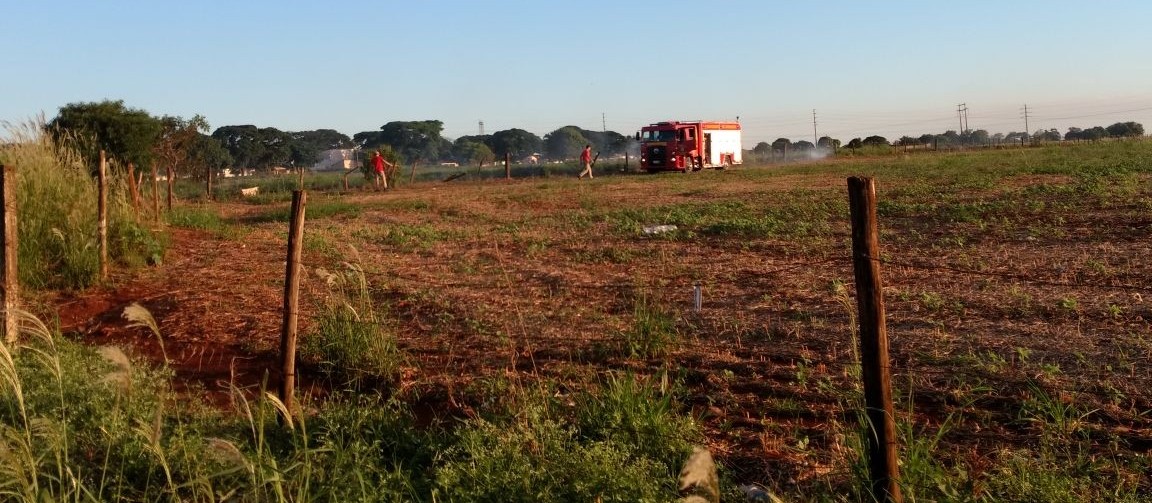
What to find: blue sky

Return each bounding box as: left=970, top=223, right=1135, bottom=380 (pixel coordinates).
left=4, top=1, right=1152, bottom=145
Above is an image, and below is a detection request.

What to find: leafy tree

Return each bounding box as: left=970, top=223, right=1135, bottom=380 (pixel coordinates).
left=897, top=136, right=919, bottom=146
left=292, top=129, right=353, bottom=150
left=455, top=134, right=493, bottom=149
left=1106, top=121, right=1144, bottom=137
left=917, top=133, right=936, bottom=145
left=861, top=135, right=889, bottom=147
left=771, top=138, right=791, bottom=151
left=793, top=140, right=814, bottom=151
left=452, top=139, right=495, bottom=165
left=46, top=99, right=162, bottom=169
left=752, top=142, right=771, bottom=156
left=817, top=136, right=840, bottom=150
left=155, top=115, right=210, bottom=177
left=1033, top=128, right=1061, bottom=142
left=211, top=125, right=295, bottom=172
left=846, top=138, right=863, bottom=149
left=490, top=128, right=543, bottom=159
left=961, top=129, right=990, bottom=145
left=353, top=130, right=387, bottom=149
left=1004, top=131, right=1029, bottom=143
left=543, top=126, right=591, bottom=160
left=583, top=130, right=630, bottom=155
left=377, top=120, right=445, bottom=163
left=187, top=134, right=233, bottom=179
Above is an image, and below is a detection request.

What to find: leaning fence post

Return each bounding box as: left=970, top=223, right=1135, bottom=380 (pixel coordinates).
left=165, top=163, right=175, bottom=212
left=151, top=162, right=160, bottom=222
left=279, top=190, right=307, bottom=413
left=1, top=165, right=18, bottom=343
left=847, top=176, right=902, bottom=503
left=127, top=162, right=140, bottom=212
left=409, top=159, right=419, bottom=184
left=505, top=152, right=511, bottom=180
left=98, top=151, right=109, bottom=280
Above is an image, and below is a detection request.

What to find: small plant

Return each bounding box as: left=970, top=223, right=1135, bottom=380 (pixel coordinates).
left=301, top=260, right=403, bottom=386
left=618, top=295, right=679, bottom=358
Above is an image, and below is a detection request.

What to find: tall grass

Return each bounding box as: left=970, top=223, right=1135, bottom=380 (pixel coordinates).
left=300, top=259, right=403, bottom=387
left=0, top=120, right=162, bottom=289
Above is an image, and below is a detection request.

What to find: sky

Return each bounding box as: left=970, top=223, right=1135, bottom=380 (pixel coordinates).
left=3, top=0, right=1152, bottom=146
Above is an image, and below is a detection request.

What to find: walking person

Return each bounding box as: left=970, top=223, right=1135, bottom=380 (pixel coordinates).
left=578, top=144, right=594, bottom=179
left=371, top=150, right=392, bottom=191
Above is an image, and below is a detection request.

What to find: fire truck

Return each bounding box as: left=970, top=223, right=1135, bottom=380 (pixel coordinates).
left=636, top=121, right=742, bottom=172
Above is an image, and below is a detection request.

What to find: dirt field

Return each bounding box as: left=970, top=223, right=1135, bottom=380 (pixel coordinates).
left=48, top=149, right=1152, bottom=494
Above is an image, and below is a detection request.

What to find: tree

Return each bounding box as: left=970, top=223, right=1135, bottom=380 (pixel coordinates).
left=291, top=129, right=353, bottom=167
left=917, top=134, right=936, bottom=145
left=452, top=139, right=494, bottom=165
left=817, top=136, right=840, bottom=150
left=187, top=133, right=233, bottom=179
left=46, top=99, right=162, bottom=169
left=793, top=140, right=814, bottom=151
left=543, top=126, right=590, bottom=160
left=771, top=138, right=791, bottom=152
left=1106, top=121, right=1144, bottom=137
left=211, top=125, right=295, bottom=172
left=896, top=136, right=919, bottom=146
left=378, top=120, right=445, bottom=163
left=1004, top=131, right=1029, bottom=143
left=1034, top=129, right=1061, bottom=142
left=155, top=115, right=210, bottom=177
left=752, top=142, right=771, bottom=156
left=846, top=138, right=863, bottom=149
left=489, top=128, right=543, bottom=159
left=861, top=135, right=889, bottom=147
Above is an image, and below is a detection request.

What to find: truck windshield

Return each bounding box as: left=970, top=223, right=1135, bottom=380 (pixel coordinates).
left=642, top=130, right=677, bottom=141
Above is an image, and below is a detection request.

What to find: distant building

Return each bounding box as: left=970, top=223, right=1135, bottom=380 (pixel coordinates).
left=312, top=149, right=358, bottom=171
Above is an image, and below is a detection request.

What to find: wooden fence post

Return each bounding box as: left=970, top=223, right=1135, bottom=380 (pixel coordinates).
left=166, top=164, right=175, bottom=212
left=206, top=165, right=214, bottom=200
left=151, top=162, right=160, bottom=222
left=409, top=160, right=418, bottom=184
left=98, top=151, right=109, bottom=280
left=505, top=152, right=511, bottom=180
left=279, top=190, right=306, bottom=414
left=1, top=165, right=18, bottom=343
left=127, top=162, right=140, bottom=212
left=847, top=176, right=902, bottom=503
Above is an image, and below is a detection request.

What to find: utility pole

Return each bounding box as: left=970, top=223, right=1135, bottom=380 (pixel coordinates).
left=812, top=109, right=818, bottom=146
left=479, top=120, right=485, bottom=136
left=957, top=103, right=966, bottom=133
left=1021, top=104, right=1030, bottom=137
left=602, top=112, right=607, bottom=132
left=963, top=105, right=969, bottom=133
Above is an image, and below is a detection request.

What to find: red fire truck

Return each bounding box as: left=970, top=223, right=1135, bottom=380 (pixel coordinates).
left=636, top=121, right=743, bottom=172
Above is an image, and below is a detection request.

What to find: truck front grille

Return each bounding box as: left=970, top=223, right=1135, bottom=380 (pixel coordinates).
left=646, top=146, right=666, bottom=166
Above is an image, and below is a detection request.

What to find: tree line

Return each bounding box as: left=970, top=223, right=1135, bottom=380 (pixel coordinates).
left=752, top=121, right=1145, bottom=157
left=42, top=100, right=635, bottom=176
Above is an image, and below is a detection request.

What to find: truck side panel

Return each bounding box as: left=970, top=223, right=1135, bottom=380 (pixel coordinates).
left=702, top=129, right=742, bottom=165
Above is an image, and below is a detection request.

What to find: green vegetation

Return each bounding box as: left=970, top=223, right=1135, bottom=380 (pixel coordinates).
left=0, top=308, right=700, bottom=502
left=0, top=122, right=163, bottom=289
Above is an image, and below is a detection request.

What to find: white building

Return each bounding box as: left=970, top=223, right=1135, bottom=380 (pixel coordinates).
left=311, top=149, right=358, bottom=171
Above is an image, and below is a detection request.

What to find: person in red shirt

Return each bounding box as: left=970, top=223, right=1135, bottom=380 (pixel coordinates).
left=371, top=150, right=392, bottom=190
left=578, top=144, right=594, bottom=179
